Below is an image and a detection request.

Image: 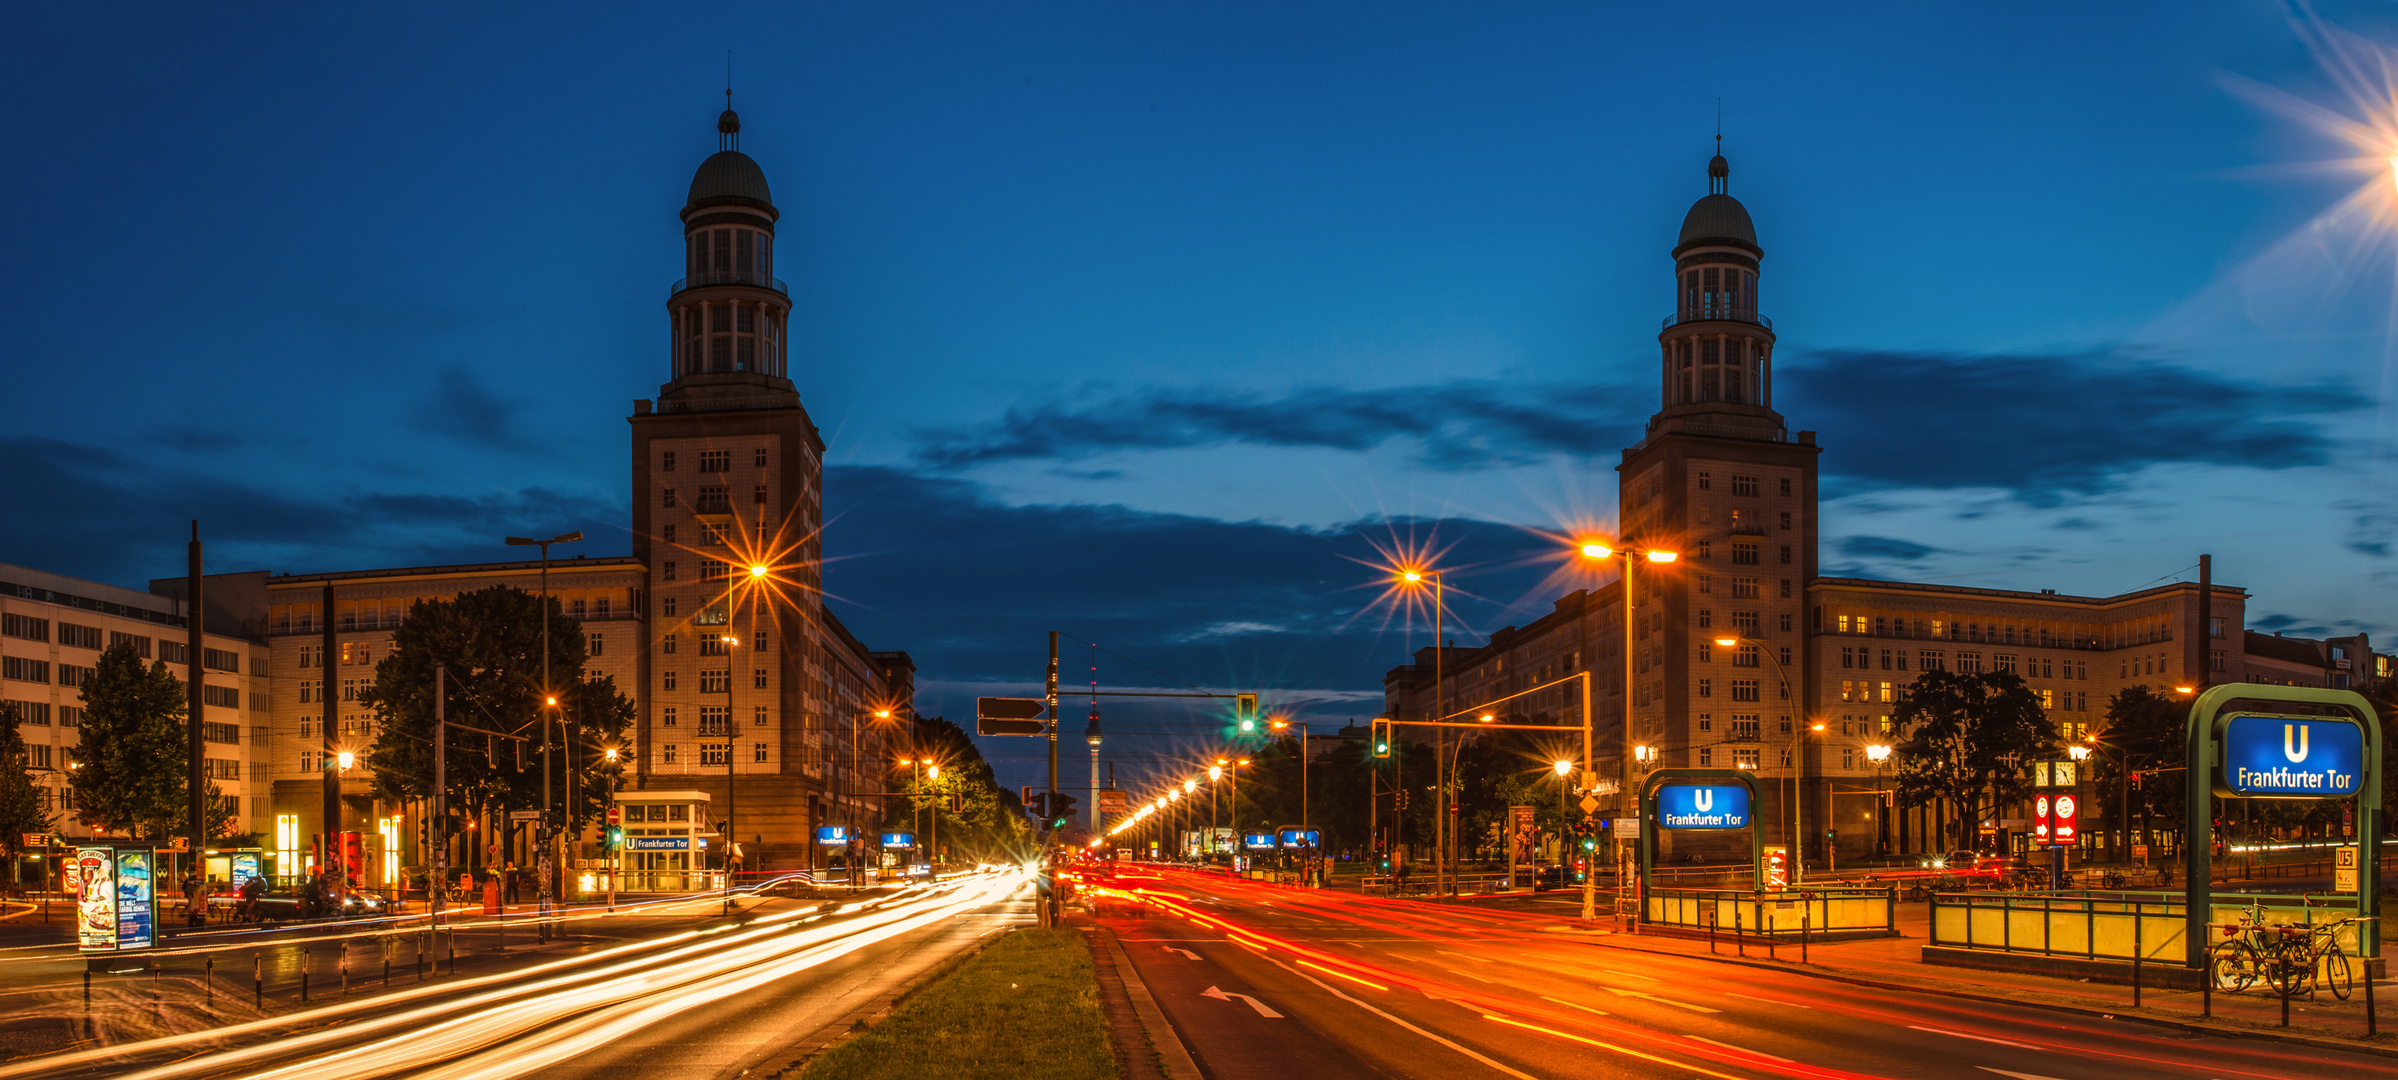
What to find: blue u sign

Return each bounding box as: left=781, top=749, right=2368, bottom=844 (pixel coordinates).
left=2220, top=715, right=2365, bottom=797
left=1655, top=784, right=1750, bottom=829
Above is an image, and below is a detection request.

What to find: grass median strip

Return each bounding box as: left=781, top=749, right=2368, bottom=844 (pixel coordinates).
left=803, top=927, right=1120, bottom=1080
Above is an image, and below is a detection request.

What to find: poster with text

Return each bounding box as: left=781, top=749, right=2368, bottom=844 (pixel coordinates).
left=74, top=848, right=115, bottom=952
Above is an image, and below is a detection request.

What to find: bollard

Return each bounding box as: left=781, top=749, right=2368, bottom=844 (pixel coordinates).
left=253, top=953, right=262, bottom=1009
left=205, top=958, right=213, bottom=1006
left=447, top=930, right=456, bottom=975
left=153, top=963, right=162, bottom=1023
left=341, top=950, right=348, bottom=997
left=1734, top=904, right=1745, bottom=958
left=384, top=949, right=391, bottom=988
left=2131, top=914, right=2142, bottom=1009
left=417, top=937, right=425, bottom=981
left=1708, top=905, right=1717, bottom=955
left=83, top=969, right=89, bottom=1011
left=2365, top=958, right=2376, bottom=1037
left=2202, top=954, right=2212, bottom=1020
left=1802, top=903, right=1811, bottom=965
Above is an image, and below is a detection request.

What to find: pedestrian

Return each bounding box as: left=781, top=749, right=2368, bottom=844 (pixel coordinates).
left=238, top=873, right=267, bottom=923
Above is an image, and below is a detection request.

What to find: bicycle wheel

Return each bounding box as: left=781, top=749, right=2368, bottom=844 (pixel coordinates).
left=2209, top=942, right=2257, bottom=992
left=2265, top=941, right=2309, bottom=997
left=2322, top=946, right=2353, bottom=1001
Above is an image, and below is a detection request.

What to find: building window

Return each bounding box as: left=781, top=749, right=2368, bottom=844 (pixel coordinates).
left=700, top=669, right=730, bottom=693
left=300, top=750, right=320, bottom=772
left=1779, top=478, right=1792, bottom=496
left=1731, top=542, right=1759, bottom=565
left=2, top=658, right=49, bottom=684
left=699, top=449, right=730, bottom=472
left=58, top=706, right=81, bottom=728
left=1697, top=641, right=1712, bottom=662
left=754, top=742, right=770, bottom=762
left=662, top=670, right=678, bottom=691
left=589, top=633, right=604, bottom=656
left=1697, top=574, right=1712, bottom=594
left=58, top=623, right=102, bottom=650
left=699, top=634, right=728, bottom=656
left=1779, top=545, right=1792, bottom=564
left=755, top=705, right=769, bottom=726
left=696, top=486, right=730, bottom=513
left=1730, top=610, right=1759, bottom=634
left=662, top=597, right=678, bottom=617
left=662, top=488, right=676, bottom=507
left=1, top=614, right=49, bottom=642
left=1698, top=747, right=1713, bottom=767
left=1779, top=580, right=1792, bottom=599
left=1697, top=678, right=1711, bottom=698
left=1733, top=643, right=1760, bottom=668
left=702, top=559, right=728, bottom=581
left=1957, top=652, right=1983, bottom=674
left=662, top=706, right=678, bottom=728
left=1731, top=474, right=1759, bottom=497
left=663, top=561, right=677, bottom=581
left=662, top=451, right=677, bottom=471
left=1697, top=713, right=1712, bottom=731
left=1697, top=609, right=1713, bottom=628
left=1696, top=471, right=1711, bottom=490
left=754, top=668, right=768, bottom=689
left=1779, top=511, right=1792, bottom=530
left=698, top=706, right=728, bottom=735
left=1731, top=577, right=1759, bottom=599
left=755, top=484, right=768, bottom=505
left=1734, top=749, right=1759, bottom=769
left=1695, top=540, right=1713, bottom=560
left=57, top=665, right=94, bottom=689
left=1731, top=678, right=1759, bottom=701
left=662, top=633, right=677, bottom=654
left=701, top=743, right=729, bottom=765
left=663, top=744, right=678, bottom=764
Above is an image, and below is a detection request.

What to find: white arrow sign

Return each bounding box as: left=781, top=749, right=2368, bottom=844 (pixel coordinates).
left=1202, top=985, right=1284, bottom=1017
left=1164, top=946, right=1201, bottom=959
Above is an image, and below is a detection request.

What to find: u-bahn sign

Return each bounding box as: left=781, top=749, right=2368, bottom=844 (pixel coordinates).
left=1655, top=784, right=1751, bottom=829
left=2216, top=714, right=2366, bottom=797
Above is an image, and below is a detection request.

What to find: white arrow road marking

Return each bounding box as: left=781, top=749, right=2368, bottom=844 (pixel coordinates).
left=1202, top=985, right=1284, bottom=1018
left=1601, top=986, right=1721, bottom=1013
left=1911, top=1025, right=2036, bottom=1049
left=1975, top=1069, right=2072, bottom=1080
left=1687, top=1035, right=1793, bottom=1062
left=1163, top=947, right=1201, bottom=959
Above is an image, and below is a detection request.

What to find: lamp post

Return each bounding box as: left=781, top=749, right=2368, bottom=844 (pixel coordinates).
left=1209, top=763, right=1223, bottom=863
left=1578, top=541, right=1677, bottom=921
left=503, top=530, right=580, bottom=936
left=852, top=708, right=899, bottom=885
left=1713, top=632, right=1809, bottom=883
left=1270, top=717, right=1310, bottom=834
left=1396, top=569, right=1452, bottom=895
left=1182, top=778, right=1198, bottom=861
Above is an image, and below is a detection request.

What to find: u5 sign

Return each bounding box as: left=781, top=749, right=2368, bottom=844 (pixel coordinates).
left=2216, top=714, right=2367, bottom=798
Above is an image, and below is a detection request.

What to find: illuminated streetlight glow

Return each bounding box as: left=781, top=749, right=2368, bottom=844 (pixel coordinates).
left=1183, top=779, right=1197, bottom=793
left=335, top=750, right=355, bottom=770
left=1477, top=713, right=1495, bottom=723
left=749, top=564, right=768, bottom=578
left=1209, top=765, right=1222, bottom=781
left=1579, top=543, right=1611, bottom=559
left=1646, top=550, right=1677, bottom=563
left=1716, top=636, right=1739, bottom=647
left=2067, top=744, right=2092, bottom=761
left=1865, top=743, right=1892, bottom=763
left=1552, top=759, right=1573, bottom=776
left=1401, top=569, right=1423, bottom=583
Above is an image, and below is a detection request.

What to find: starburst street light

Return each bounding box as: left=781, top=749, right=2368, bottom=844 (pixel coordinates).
left=1552, top=759, right=1573, bottom=776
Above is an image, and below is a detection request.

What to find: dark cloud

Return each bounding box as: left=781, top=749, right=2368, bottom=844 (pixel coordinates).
left=1839, top=535, right=1936, bottom=561
left=821, top=465, right=1564, bottom=692
left=147, top=427, right=247, bottom=453
left=409, top=367, right=531, bottom=450
left=911, top=381, right=1646, bottom=472
left=1780, top=350, right=2366, bottom=501
left=0, top=435, right=623, bottom=586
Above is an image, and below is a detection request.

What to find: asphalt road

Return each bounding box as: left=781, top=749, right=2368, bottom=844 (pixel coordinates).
left=0, top=873, right=1032, bottom=1079
left=1096, top=867, right=2387, bottom=1080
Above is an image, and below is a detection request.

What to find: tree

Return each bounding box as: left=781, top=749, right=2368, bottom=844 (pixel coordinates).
left=2089, top=685, right=2186, bottom=859
left=71, top=639, right=232, bottom=840
left=884, top=716, right=1028, bottom=861
left=0, top=703, right=56, bottom=888
left=360, top=586, right=633, bottom=868
left=1890, top=669, right=2060, bottom=851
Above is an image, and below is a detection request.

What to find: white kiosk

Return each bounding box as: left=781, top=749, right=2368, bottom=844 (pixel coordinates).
left=614, top=790, right=715, bottom=894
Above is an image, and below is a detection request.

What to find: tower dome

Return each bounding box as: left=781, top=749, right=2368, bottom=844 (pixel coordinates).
left=1657, top=148, right=1775, bottom=418
left=686, top=150, right=775, bottom=213
left=1675, top=152, right=1757, bottom=255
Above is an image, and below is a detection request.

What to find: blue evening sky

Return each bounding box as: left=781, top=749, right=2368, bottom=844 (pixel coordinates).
left=6, top=2, right=2396, bottom=792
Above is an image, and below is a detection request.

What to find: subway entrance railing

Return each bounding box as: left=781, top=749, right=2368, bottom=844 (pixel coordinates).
left=1644, top=885, right=1898, bottom=939
left=1925, top=890, right=2376, bottom=972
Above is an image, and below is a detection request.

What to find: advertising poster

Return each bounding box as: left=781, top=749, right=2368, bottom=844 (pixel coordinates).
left=230, top=852, right=261, bottom=889
left=1510, top=806, right=1538, bottom=866
left=116, top=849, right=155, bottom=950
left=75, top=847, right=116, bottom=952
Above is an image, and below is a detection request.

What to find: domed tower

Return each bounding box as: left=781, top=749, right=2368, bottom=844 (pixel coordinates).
left=1655, top=150, right=1780, bottom=434
left=664, top=107, right=795, bottom=400
left=630, top=105, right=837, bottom=874
left=1613, top=147, right=1819, bottom=807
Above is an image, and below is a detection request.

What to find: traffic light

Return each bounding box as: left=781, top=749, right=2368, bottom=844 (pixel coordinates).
left=1235, top=693, right=1259, bottom=734
left=1370, top=717, right=1391, bottom=759
left=1027, top=792, right=1050, bottom=821
left=1048, top=793, right=1078, bottom=831
left=605, top=825, right=624, bottom=850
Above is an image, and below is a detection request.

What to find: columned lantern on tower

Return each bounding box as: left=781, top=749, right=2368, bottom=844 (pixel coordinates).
left=662, top=107, right=798, bottom=411
left=1653, top=147, right=1783, bottom=442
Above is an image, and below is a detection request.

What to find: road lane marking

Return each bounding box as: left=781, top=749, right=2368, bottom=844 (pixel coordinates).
left=1539, top=995, right=1609, bottom=1016
left=1296, top=959, right=1387, bottom=991
left=1441, top=966, right=1499, bottom=984
left=1163, top=947, right=1201, bottom=959
left=1601, top=986, right=1721, bottom=1013
left=1597, top=968, right=1657, bottom=983
left=1483, top=1014, right=1752, bottom=1080
left=1686, top=1035, right=1793, bottom=1062
left=1722, top=991, right=1808, bottom=1008
left=1976, top=1070, right=2072, bottom=1080
left=1910, top=1025, right=2036, bottom=1049
left=1202, top=985, right=1284, bottom=1018
left=1263, top=959, right=1539, bottom=1080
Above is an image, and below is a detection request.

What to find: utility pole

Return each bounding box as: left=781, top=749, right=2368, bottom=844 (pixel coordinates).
left=321, top=579, right=339, bottom=889
left=1043, top=631, right=1060, bottom=927
left=504, top=531, right=579, bottom=935
left=433, top=666, right=447, bottom=927
left=184, top=523, right=206, bottom=925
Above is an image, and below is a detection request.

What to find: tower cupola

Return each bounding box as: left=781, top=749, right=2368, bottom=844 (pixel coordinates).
left=660, top=98, right=798, bottom=410
left=1658, top=144, right=1776, bottom=421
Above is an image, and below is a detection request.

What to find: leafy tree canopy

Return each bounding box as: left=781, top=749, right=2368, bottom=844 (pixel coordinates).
left=71, top=639, right=231, bottom=841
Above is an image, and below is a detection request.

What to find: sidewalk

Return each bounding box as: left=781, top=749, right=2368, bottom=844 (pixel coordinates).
left=1553, top=901, right=2395, bottom=1053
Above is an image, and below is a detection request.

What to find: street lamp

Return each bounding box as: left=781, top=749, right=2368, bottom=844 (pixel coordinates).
left=503, top=529, right=580, bottom=933
left=718, top=632, right=739, bottom=913
left=1865, top=743, right=1893, bottom=856
left=1579, top=539, right=1677, bottom=920
left=1271, top=717, right=1312, bottom=845
left=1393, top=566, right=1457, bottom=895
left=1716, top=632, right=1809, bottom=883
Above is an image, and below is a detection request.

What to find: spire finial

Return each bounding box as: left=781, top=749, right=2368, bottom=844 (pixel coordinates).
left=1707, top=104, right=1729, bottom=196
left=717, top=53, right=741, bottom=152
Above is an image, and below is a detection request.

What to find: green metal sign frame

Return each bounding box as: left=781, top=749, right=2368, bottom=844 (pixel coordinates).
left=2182, top=683, right=2381, bottom=968
left=1638, top=768, right=1765, bottom=919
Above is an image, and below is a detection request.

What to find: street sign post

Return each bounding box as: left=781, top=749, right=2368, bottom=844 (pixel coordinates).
left=2336, top=846, right=2359, bottom=894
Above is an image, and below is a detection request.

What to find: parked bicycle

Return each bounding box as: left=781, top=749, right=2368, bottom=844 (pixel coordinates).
left=2208, top=901, right=2300, bottom=995
left=2270, top=916, right=2356, bottom=1000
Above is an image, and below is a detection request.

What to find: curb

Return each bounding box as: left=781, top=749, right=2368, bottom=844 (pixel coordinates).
left=1562, top=930, right=2398, bottom=1060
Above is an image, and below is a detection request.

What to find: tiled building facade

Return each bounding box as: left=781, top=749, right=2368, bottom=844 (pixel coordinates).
left=1385, top=153, right=2391, bottom=867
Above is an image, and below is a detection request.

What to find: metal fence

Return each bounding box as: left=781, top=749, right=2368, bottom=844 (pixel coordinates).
left=1645, top=886, right=1896, bottom=937
left=1925, top=890, right=2371, bottom=963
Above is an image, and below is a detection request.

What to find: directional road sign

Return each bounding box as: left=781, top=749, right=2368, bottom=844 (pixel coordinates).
left=976, top=697, right=1049, bottom=736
